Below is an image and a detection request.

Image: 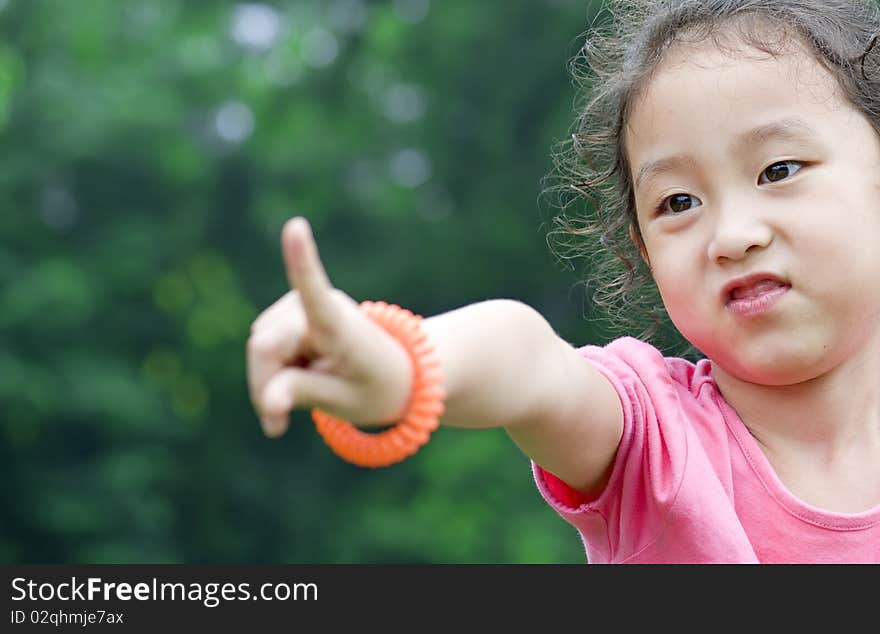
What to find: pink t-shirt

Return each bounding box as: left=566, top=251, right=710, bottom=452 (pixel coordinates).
left=532, top=336, right=880, bottom=563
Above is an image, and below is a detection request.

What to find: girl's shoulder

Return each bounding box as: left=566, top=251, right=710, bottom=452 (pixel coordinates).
left=578, top=335, right=716, bottom=399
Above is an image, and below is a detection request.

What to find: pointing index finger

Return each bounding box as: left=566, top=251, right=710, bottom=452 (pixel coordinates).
left=281, top=216, right=335, bottom=326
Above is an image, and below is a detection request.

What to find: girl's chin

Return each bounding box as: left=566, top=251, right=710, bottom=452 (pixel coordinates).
left=709, top=344, right=833, bottom=386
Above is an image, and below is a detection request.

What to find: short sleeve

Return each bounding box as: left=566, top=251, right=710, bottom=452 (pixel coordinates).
left=532, top=336, right=690, bottom=562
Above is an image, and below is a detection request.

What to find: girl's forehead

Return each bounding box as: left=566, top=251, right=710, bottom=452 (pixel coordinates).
left=622, top=34, right=866, bottom=195
left=651, top=35, right=821, bottom=90
left=627, top=36, right=840, bottom=130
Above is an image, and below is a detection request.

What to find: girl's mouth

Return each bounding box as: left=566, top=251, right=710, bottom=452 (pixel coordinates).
left=726, top=281, right=791, bottom=317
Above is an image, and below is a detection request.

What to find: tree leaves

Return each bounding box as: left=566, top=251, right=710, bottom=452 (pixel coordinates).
left=2, top=0, right=594, bottom=563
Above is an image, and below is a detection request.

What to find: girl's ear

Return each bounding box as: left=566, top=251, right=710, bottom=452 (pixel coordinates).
left=629, top=224, right=651, bottom=268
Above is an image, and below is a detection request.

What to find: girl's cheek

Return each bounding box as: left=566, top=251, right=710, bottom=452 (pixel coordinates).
left=653, top=273, right=684, bottom=313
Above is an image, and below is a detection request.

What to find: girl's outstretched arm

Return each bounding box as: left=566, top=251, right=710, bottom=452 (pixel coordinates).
left=247, top=216, right=623, bottom=495
left=423, top=299, right=624, bottom=496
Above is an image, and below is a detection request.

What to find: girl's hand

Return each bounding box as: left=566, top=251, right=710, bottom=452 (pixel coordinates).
left=246, top=217, right=413, bottom=438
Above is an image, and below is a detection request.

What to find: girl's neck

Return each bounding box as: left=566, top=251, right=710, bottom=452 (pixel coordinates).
left=712, top=335, right=880, bottom=455
left=711, top=334, right=880, bottom=512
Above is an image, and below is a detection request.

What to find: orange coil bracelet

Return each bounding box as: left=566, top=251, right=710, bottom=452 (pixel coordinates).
left=311, top=300, right=446, bottom=468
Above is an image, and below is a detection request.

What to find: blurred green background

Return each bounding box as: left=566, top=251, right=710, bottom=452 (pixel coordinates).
left=0, top=0, right=619, bottom=563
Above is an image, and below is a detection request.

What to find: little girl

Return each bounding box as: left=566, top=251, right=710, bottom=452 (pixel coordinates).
left=246, top=0, right=880, bottom=563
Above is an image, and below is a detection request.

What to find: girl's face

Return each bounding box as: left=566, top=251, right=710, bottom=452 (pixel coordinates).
left=626, top=35, right=880, bottom=385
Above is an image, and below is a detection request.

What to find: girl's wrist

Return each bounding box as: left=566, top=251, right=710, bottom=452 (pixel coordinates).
left=312, top=300, right=446, bottom=468
left=368, top=332, right=415, bottom=426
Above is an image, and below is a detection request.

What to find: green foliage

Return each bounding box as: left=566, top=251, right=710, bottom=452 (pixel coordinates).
left=1, top=0, right=602, bottom=563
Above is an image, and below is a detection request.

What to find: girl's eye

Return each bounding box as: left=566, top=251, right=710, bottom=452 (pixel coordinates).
left=654, top=193, right=701, bottom=216
left=758, top=160, right=803, bottom=184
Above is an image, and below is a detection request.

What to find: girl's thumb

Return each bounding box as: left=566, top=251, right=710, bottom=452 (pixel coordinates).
left=260, top=366, right=349, bottom=435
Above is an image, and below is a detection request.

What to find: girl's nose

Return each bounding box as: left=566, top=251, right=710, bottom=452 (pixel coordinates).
left=706, top=203, right=773, bottom=263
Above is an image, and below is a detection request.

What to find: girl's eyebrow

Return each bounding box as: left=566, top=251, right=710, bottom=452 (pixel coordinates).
left=634, top=116, right=818, bottom=191
left=634, top=154, right=697, bottom=191
left=732, top=116, right=817, bottom=151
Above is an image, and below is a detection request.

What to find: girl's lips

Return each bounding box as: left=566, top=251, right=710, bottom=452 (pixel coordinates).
left=729, top=279, right=788, bottom=300
left=726, top=283, right=791, bottom=317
